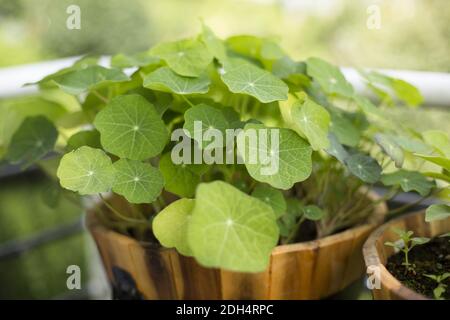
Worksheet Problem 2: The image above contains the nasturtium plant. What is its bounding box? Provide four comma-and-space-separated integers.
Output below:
112, 159, 164, 204
94, 94, 168, 160
143, 66, 211, 95
42, 65, 130, 95
187, 181, 279, 272
7, 115, 58, 168
251, 184, 287, 218
149, 38, 213, 77
3, 26, 448, 273
289, 96, 331, 150
152, 198, 195, 256
425, 204, 450, 222
237, 123, 313, 190
306, 57, 353, 98
57, 146, 115, 195
221, 58, 289, 103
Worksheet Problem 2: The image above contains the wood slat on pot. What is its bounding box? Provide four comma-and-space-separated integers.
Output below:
128, 244, 177, 299
340, 226, 371, 290
220, 269, 269, 299
269, 243, 318, 299
168, 254, 222, 300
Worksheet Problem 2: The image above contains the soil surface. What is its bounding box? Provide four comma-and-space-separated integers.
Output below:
386, 236, 450, 299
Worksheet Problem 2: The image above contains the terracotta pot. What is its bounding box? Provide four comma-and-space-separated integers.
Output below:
363, 210, 450, 300
87, 194, 387, 300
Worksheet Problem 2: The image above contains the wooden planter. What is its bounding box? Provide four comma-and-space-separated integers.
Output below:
87, 196, 387, 300
363, 210, 450, 300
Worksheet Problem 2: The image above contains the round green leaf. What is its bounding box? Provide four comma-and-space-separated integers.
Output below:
425, 204, 450, 222
414, 154, 450, 172
57, 146, 115, 195
306, 57, 353, 98
153, 198, 195, 256
183, 104, 229, 148
94, 94, 168, 160
375, 133, 404, 168
7, 116, 58, 167
51, 66, 129, 95
66, 130, 101, 151
251, 184, 287, 218
158, 152, 207, 198
188, 181, 279, 272
112, 159, 164, 204
111, 52, 160, 68
422, 130, 450, 158
291, 97, 330, 150
201, 23, 227, 62
381, 170, 435, 196
237, 124, 313, 190
353, 95, 385, 120
392, 135, 432, 154
346, 153, 381, 183
326, 133, 349, 163
150, 38, 213, 77
143, 67, 210, 95
329, 111, 360, 147
303, 205, 325, 221
221, 59, 288, 103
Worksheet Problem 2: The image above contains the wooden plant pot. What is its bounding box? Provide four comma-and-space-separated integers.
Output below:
87, 196, 387, 300
363, 210, 450, 300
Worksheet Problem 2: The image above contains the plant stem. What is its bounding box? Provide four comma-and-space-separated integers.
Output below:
181, 95, 195, 108
404, 249, 410, 267
285, 216, 305, 244
93, 90, 109, 103
168, 115, 184, 131
387, 194, 431, 216
98, 194, 147, 224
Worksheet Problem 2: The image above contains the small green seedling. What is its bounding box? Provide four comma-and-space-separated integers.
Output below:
385, 228, 430, 270
424, 273, 450, 300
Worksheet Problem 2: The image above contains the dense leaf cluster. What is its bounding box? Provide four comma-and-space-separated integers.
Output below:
2, 25, 449, 272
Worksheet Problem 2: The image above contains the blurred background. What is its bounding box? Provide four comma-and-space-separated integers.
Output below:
1, 0, 449, 71
0, 0, 448, 299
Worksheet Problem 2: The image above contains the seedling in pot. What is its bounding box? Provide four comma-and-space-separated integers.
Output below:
423, 273, 450, 300
384, 228, 430, 271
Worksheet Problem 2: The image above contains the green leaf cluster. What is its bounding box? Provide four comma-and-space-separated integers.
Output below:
3, 26, 446, 273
